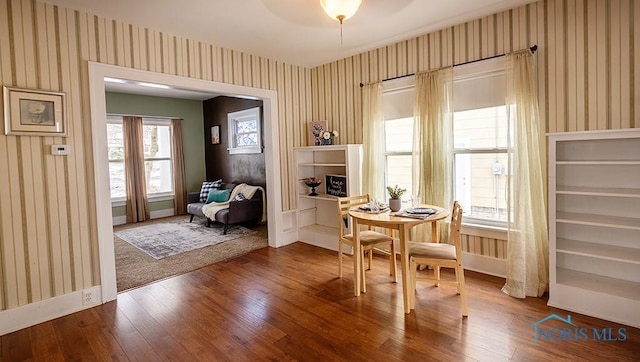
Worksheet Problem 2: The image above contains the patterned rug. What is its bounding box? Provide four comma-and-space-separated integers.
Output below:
114, 219, 257, 259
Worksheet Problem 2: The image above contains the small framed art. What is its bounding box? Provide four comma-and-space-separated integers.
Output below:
308, 120, 327, 146
211, 125, 221, 144
3, 86, 67, 136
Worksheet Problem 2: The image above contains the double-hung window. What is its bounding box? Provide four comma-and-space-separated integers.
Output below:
383, 78, 415, 199
106, 116, 174, 201
452, 58, 508, 226
227, 107, 262, 154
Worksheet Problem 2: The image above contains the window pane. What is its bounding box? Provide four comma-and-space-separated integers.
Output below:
453, 106, 508, 149
386, 155, 413, 199
236, 132, 258, 146
385, 117, 413, 152
237, 119, 257, 133
107, 123, 124, 161
143, 124, 171, 158
108, 162, 126, 198
454, 153, 507, 222
145, 160, 173, 194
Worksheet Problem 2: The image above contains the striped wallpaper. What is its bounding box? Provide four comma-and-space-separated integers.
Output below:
308, 0, 639, 258
0, 0, 638, 313
0, 0, 311, 312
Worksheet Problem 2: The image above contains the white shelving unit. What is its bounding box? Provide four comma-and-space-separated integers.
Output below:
548, 129, 640, 328
294, 144, 362, 251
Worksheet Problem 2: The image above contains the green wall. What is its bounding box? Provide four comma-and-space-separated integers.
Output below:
106, 92, 206, 216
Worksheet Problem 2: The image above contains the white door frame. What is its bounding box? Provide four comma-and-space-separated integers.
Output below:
88, 62, 283, 303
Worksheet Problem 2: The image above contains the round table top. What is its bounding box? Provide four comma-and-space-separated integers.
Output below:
348, 204, 449, 226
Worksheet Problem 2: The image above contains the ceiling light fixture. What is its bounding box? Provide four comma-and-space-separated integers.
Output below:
137, 82, 170, 89
320, 0, 362, 44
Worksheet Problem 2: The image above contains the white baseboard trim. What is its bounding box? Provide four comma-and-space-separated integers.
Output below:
463, 252, 506, 278
0, 285, 102, 336
151, 208, 174, 219
112, 208, 175, 226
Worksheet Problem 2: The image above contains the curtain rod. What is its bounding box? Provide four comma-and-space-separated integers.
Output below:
359, 44, 537, 88
107, 113, 183, 120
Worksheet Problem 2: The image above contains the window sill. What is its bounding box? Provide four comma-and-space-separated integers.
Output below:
460, 223, 507, 240
111, 194, 174, 207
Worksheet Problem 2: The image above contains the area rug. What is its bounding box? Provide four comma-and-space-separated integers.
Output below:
115, 218, 257, 259
114, 216, 268, 292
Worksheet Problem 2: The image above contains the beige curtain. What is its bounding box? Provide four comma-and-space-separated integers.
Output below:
412, 68, 453, 241
123, 116, 150, 222
362, 82, 385, 200
502, 50, 549, 298
171, 119, 187, 215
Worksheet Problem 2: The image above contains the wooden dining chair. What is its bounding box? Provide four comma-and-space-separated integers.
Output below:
337, 195, 396, 293
408, 201, 467, 316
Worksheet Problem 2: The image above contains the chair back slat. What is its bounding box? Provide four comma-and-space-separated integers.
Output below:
450, 201, 463, 259
336, 195, 371, 238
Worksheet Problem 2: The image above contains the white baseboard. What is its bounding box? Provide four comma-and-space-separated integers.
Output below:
112, 208, 175, 226
462, 252, 506, 278
0, 285, 102, 336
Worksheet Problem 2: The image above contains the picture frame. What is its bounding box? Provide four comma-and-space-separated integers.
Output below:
325, 174, 347, 197
3, 86, 67, 136
211, 125, 220, 144
308, 120, 328, 146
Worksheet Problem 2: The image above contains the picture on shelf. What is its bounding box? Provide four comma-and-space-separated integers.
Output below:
308, 120, 327, 146
325, 174, 347, 197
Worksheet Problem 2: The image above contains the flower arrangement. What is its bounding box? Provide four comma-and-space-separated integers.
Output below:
386, 184, 407, 200
321, 130, 339, 145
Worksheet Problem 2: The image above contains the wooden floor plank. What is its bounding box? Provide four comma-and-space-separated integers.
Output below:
1, 242, 640, 361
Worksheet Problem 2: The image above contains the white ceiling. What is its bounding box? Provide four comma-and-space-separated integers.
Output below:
44, 0, 533, 68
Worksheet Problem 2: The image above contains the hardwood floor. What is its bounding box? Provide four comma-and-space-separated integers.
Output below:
2, 242, 639, 361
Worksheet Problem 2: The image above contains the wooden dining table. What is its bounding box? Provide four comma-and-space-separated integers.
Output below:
348, 205, 449, 314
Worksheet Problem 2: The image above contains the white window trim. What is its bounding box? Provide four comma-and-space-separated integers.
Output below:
227, 107, 262, 154
106, 116, 175, 200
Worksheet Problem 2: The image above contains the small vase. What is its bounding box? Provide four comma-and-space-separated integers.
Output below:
324, 138, 332, 145
389, 198, 402, 212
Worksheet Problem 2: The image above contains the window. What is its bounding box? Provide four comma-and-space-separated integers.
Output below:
383, 78, 415, 199
227, 107, 262, 154
107, 116, 174, 200
453, 58, 507, 226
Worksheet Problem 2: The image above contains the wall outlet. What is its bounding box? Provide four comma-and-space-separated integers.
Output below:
82, 291, 94, 305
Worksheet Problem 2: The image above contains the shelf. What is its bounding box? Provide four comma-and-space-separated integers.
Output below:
298, 163, 346, 167
299, 194, 339, 201
556, 212, 640, 230
556, 185, 640, 198
556, 160, 640, 165
556, 238, 640, 265
556, 268, 640, 301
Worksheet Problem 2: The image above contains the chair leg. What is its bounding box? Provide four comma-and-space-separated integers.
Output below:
338, 242, 343, 278
223, 223, 228, 234
434, 266, 441, 287
360, 249, 367, 293
409, 258, 417, 310
189, 214, 194, 223
456, 263, 468, 317
389, 241, 397, 283
367, 249, 373, 270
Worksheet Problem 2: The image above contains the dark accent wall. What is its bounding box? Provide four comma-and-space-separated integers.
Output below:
203, 96, 266, 188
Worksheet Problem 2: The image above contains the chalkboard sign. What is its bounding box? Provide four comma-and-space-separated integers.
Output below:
325, 174, 347, 197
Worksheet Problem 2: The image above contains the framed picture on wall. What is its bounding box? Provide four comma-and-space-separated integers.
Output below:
211, 125, 220, 144
3, 86, 67, 136
308, 120, 327, 146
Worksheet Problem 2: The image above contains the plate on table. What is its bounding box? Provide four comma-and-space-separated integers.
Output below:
358, 203, 389, 212
406, 207, 437, 214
